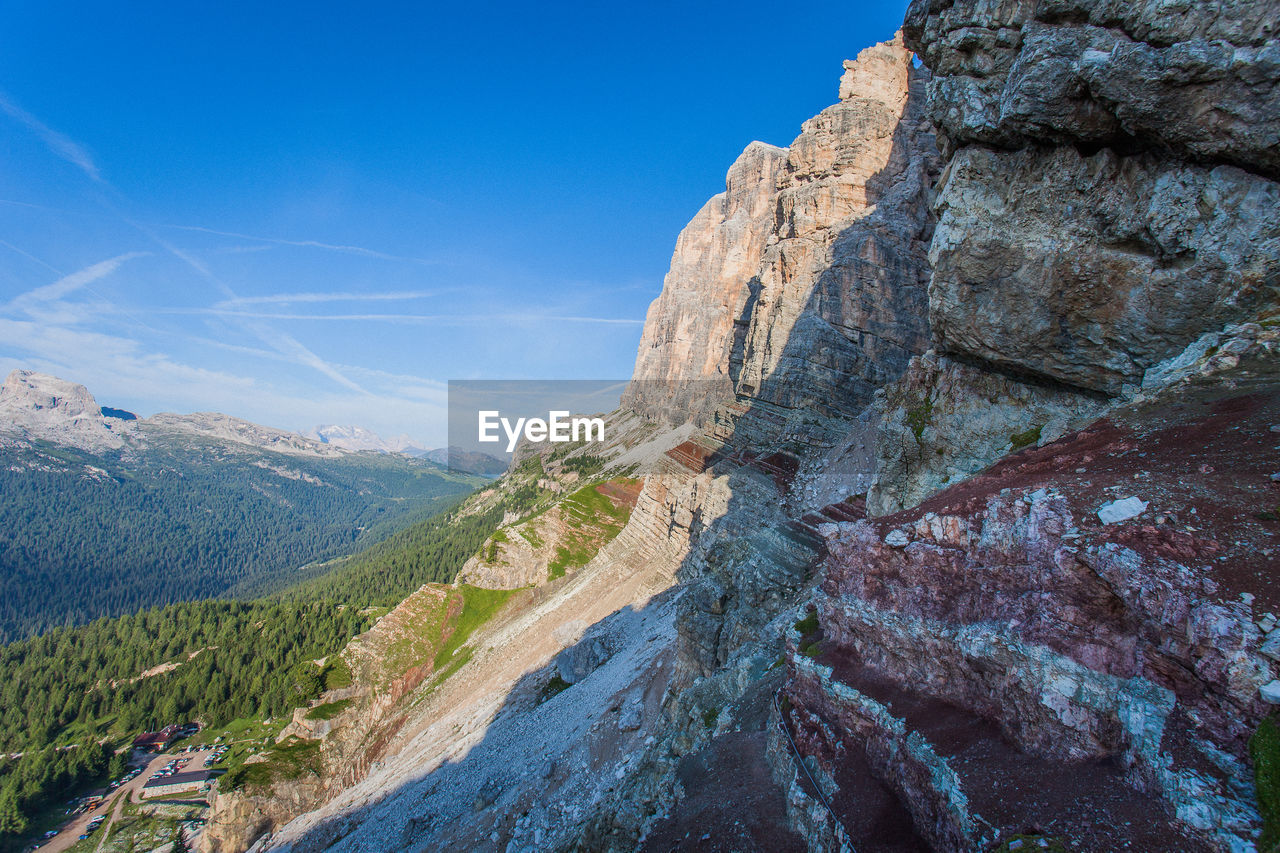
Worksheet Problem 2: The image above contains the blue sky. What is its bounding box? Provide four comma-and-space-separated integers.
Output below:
0, 1, 909, 447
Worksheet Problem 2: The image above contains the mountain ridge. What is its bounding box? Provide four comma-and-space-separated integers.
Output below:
0, 369, 351, 458
225, 13, 1279, 852
0, 369, 482, 642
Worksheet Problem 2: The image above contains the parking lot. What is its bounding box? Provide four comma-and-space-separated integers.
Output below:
33, 746, 218, 853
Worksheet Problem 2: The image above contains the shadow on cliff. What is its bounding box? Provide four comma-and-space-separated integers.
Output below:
275, 59, 938, 853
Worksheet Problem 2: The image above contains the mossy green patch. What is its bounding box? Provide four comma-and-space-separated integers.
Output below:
381, 589, 452, 679
304, 698, 352, 721
432, 585, 517, 670
906, 398, 933, 444
222, 736, 321, 791
321, 656, 353, 690
702, 707, 719, 729
794, 610, 819, 637
559, 454, 607, 478
545, 481, 635, 580
517, 521, 545, 549
1010, 424, 1043, 450
1253, 714, 1280, 852
482, 529, 510, 563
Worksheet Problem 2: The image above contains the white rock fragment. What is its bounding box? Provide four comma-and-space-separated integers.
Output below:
1262, 680, 1280, 704
1097, 496, 1148, 524
884, 529, 910, 548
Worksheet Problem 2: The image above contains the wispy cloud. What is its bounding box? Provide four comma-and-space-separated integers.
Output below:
9, 252, 149, 307
0, 90, 101, 182
0, 102, 447, 400
171, 309, 643, 326
214, 290, 436, 308
511, 315, 644, 326
0, 239, 62, 275
164, 223, 445, 266
210, 244, 274, 256
122, 219, 370, 395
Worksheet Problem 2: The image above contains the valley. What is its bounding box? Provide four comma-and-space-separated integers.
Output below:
0, 370, 482, 641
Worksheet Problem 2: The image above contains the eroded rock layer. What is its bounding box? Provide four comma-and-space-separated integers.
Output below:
905, 0, 1280, 396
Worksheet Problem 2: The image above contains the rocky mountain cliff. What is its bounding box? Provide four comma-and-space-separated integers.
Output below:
0, 369, 126, 450
0, 369, 351, 457
216, 6, 1278, 852
905, 0, 1279, 397
624, 35, 937, 426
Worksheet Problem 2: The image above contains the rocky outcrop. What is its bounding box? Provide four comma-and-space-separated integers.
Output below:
783, 342, 1280, 850
903, 0, 1280, 396
624, 142, 788, 425
201, 584, 467, 853
867, 350, 1107, 515
1, 369, 102, 419
203, 778, 326, 853
903, 0, 1279, 176
732, 36, 936, 420
926, 145, 1279, 395
0, 369, 124, 450
627, 35, 938, 426
458, 479, 642, 589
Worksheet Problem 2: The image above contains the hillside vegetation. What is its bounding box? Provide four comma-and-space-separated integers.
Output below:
0, 479, 522, 844
0, 438, 479, 641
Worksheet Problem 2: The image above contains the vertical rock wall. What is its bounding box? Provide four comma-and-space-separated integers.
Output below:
626, 35, 939, 426
904, 0, 1280, 395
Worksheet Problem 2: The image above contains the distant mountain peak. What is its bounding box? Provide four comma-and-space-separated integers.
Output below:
0, 369, 123, 450
1, 369, 102, 419
304, 424, 425, 455
147, 412, 347, 456
0, 369, 344, 458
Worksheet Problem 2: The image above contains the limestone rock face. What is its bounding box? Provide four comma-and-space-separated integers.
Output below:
201, 778, 325, 853
867, 350, 1106, 516
903, 0, 1280, 177
928, 144, 1279, 394
623, 142, 788, 424
904, 0, 1280, 395
0, 370, 102, 419
0, 369, 124, 450
733, 37, 937, 419
627, 35, 938, 424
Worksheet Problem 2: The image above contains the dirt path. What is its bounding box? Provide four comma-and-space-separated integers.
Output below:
38, 749, 212, 853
